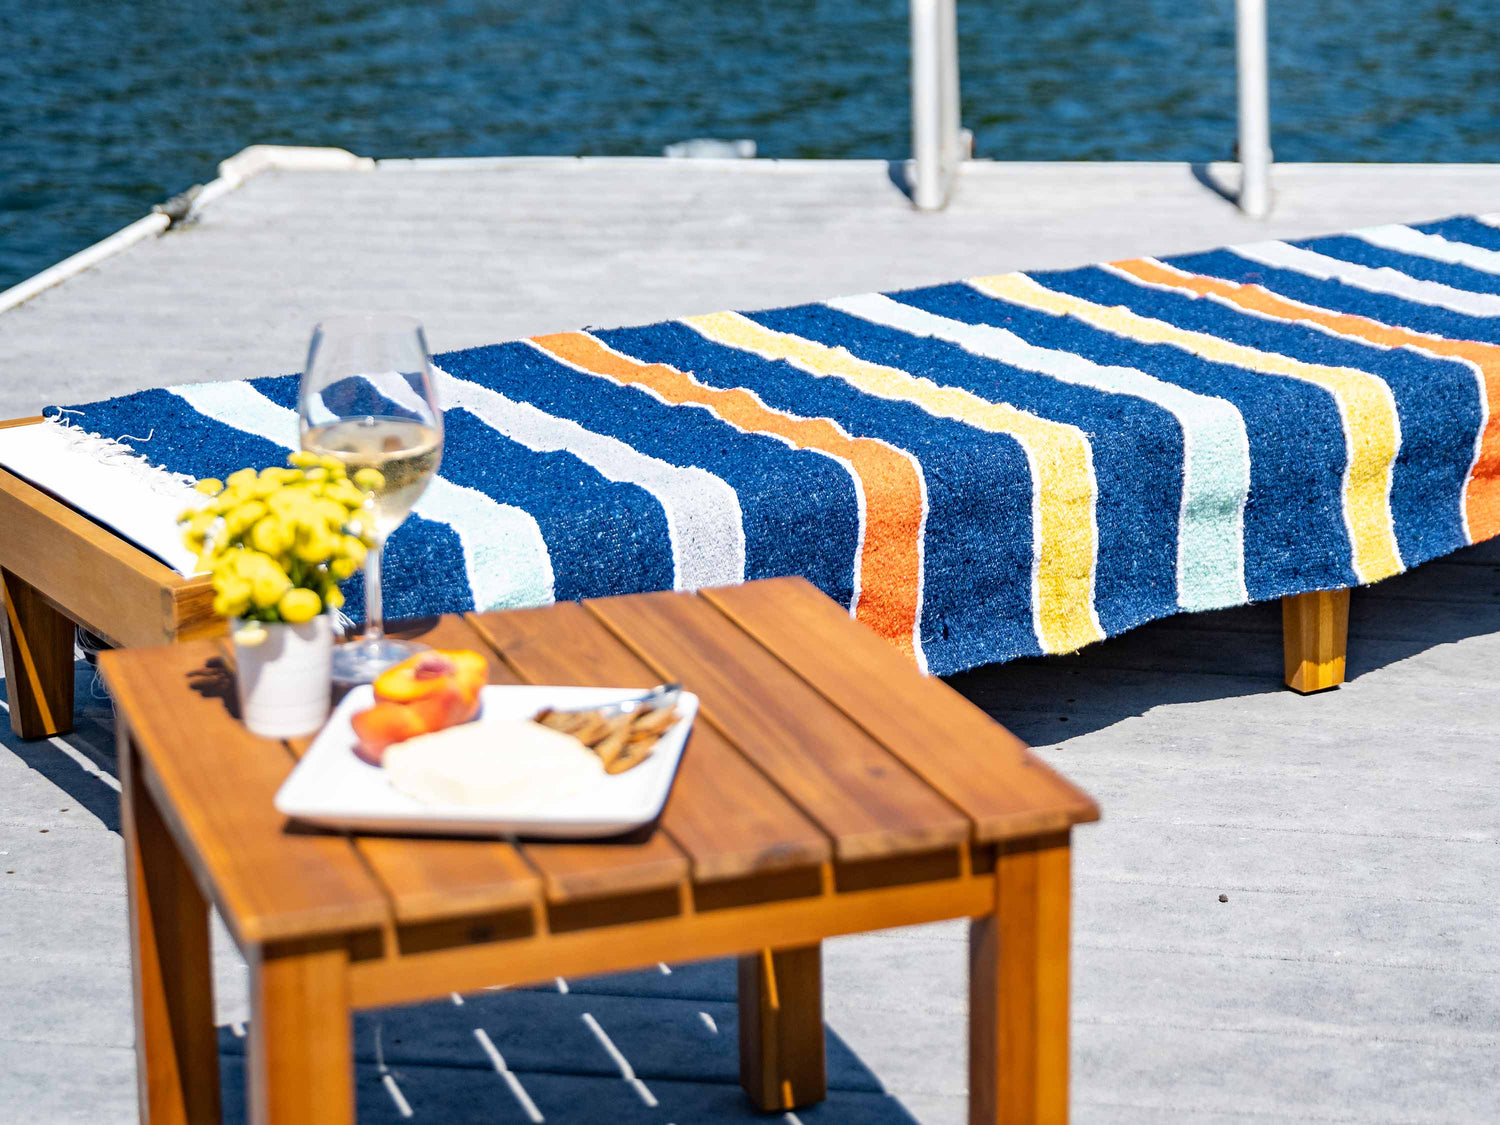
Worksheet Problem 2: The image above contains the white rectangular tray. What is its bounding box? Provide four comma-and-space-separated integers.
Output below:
273, 684, 698, 838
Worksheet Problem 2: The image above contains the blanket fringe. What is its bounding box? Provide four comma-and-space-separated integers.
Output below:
42, 412, 199, 500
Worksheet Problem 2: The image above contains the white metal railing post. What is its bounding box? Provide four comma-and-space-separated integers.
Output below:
910, 0, 963, 211
1235, 0, 1273, 218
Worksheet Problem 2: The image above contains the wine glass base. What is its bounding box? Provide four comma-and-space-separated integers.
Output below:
331, 637, 427, 685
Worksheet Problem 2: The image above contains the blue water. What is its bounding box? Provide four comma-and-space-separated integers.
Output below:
4, 0, 1499, 291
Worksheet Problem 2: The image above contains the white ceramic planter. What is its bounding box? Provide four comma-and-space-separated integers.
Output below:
232, 615, 334, 738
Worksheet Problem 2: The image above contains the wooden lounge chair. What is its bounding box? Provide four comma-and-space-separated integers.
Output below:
0, 415, 1349, 740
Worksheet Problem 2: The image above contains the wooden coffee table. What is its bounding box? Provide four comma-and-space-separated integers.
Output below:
101, 577, 1098, 1124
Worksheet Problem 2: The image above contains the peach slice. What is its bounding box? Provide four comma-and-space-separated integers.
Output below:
374, 650, 488, 706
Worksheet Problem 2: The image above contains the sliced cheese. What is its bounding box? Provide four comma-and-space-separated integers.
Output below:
384, 720, 604, 810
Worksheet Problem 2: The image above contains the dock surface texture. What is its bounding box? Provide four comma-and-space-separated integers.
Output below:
5, 554, 1498, 1124
3, 156, 1500, 1122
10, 156, 1500, 416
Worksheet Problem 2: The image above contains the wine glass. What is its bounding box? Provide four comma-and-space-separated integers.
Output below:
298, 314, 444, 684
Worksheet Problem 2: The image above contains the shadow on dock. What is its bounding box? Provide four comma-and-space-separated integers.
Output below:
214, 969, 920, 1124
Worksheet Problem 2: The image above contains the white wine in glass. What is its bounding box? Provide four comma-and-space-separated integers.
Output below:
302, 417, 441, 540
299, 314, 444, 684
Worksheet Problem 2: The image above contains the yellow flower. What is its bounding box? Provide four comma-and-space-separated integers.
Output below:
311, 499, 347, 530
326, 481, 366, 509
353, 468, 385, 492
339, 536, 368, 567
329, 557, 357, 581
294, 530, 334, 565
213, 576, 253, 620
278, 588, 323, 623
194, 478, 223, 496
224, 501, 267, 536
182, 510, 216, 538
322, 584, 345, 610
319, 455, 346, 476
230, 551, 268, 580
251, 563, 292, 611
288, 450, 321, 469
266, 488, 302, 518
249, 516, 292, 556
226, 467, 258, 490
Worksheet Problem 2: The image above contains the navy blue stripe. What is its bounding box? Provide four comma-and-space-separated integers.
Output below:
597, 317, 1050, 670
1172, 247, 1500, 346
742, 304, 1190, 641
435, 341, 861, 612
261, 371, 673, 602
1296, 234, 1500, 297
60, 386, 472, 625
439, 408, 672, 602
1411, 217, 1500, 253
1030, 265, 1480, 570
894, 280, 1356, 597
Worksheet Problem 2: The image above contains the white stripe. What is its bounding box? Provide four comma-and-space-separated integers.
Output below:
833, 292, 1251, 611
167, 381, 556, 612
662, 323, 932, 672
1354, 224, 1500, 277
381, 1073, 413, 1118
535, 335, 889, 660
433, 364, 746, 591
582, 1012, 658, 1107
473, 1028, 545, 1122
1126, 255, 1493, 548
698, 1011, 718, 1033
1234, 240, 1500, 318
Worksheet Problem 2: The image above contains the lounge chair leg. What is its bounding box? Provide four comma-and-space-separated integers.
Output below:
0, 567, 75, 738
1282, 588, 1349, 693
738, 944, 826, 1110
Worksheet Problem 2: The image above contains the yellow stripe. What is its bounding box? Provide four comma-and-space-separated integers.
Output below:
683, 309, 1104, 654
974, 273, 1404, 583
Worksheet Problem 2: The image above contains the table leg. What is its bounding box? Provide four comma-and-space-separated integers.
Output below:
738, 944, 827, 1111
122, 727, 221, 1124
0, 567, 75, 738
248, 939, 353, 1125
1282, 588, 1349, 693
970, 832, 1072, 1125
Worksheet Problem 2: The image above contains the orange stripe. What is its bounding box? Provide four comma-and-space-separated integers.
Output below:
1113, 258, 1500, 542
530, 331, 927, 662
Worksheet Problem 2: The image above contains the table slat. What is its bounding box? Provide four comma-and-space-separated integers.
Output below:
586, 589, 972, 860
471, 602, 831, 883
703, 579, 1100, 839
288, 617, 541, 925
99, 643, 389, 945
381, 615, 686, 906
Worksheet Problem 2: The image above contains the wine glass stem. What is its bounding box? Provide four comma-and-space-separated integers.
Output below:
363, 539, 386, 643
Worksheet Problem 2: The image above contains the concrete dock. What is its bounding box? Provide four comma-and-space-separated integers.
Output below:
2, 155, 1498, 1122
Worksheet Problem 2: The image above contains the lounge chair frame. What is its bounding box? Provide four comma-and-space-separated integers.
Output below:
0, 416, 1347, 739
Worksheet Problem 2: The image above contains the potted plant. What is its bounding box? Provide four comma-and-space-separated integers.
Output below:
179, 452, 381, 738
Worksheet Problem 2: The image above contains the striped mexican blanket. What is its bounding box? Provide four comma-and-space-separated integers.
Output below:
43, 216, 1500, 677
